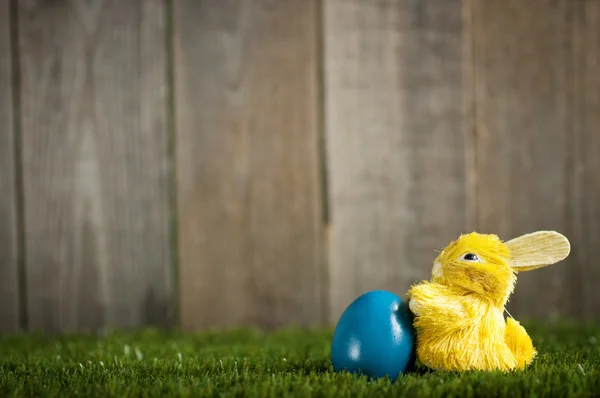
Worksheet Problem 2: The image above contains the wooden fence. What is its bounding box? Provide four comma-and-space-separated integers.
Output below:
0, 0, 599, 334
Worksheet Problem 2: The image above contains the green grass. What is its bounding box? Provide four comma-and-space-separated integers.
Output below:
1, 321, 599, 397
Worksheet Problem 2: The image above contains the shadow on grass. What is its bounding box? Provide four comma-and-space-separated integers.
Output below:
306, 355, 436, 382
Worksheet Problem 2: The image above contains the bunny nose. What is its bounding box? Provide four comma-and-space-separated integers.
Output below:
432, 262, 442, 278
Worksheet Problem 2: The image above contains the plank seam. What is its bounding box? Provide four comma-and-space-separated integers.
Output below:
315, 0, 330, 325
568, 0, 581, 318
466, 0, 480, 232
164, 0, 180, 329
9, 0, 27, 332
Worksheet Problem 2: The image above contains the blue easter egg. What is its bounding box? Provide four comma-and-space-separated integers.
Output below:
331, 290, 416, 381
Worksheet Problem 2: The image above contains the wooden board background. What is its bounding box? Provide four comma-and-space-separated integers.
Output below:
323, 0, 473, 322
570, 0, 600, 321
0, 0, 599, 333
0, 0, 20, 333
173, 0, 326, 330
17, 0, 174, 333
471, 0, 598, 321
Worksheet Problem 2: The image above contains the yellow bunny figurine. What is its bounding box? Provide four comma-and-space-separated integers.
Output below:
406, 231, 571, 372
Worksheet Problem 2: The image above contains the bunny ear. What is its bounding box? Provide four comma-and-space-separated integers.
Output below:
505, 231, 571, 271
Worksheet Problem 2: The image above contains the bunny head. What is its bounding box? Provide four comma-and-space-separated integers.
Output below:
430, 231, 571, 308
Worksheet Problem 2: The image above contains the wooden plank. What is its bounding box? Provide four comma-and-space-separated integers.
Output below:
472, 0, 575, 320
0, 0, 20, 333
18, 0, 174, 333
174, 0, 325, 330
324, 0, 472, 323
570, 0, 600, 321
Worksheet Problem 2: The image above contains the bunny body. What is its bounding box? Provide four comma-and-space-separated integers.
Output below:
408, 282, 534, 371
407, 231, 570, 372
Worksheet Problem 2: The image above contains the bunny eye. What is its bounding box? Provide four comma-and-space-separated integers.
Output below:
461, 253, 481, 262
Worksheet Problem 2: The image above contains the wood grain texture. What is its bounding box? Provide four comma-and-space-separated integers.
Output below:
174, 0, 325, 330
18, 0, 174, 333
324, 0, 472, 323
0, 0, 20, 333
570, 0, 600, 320
472, 0, 575, 320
